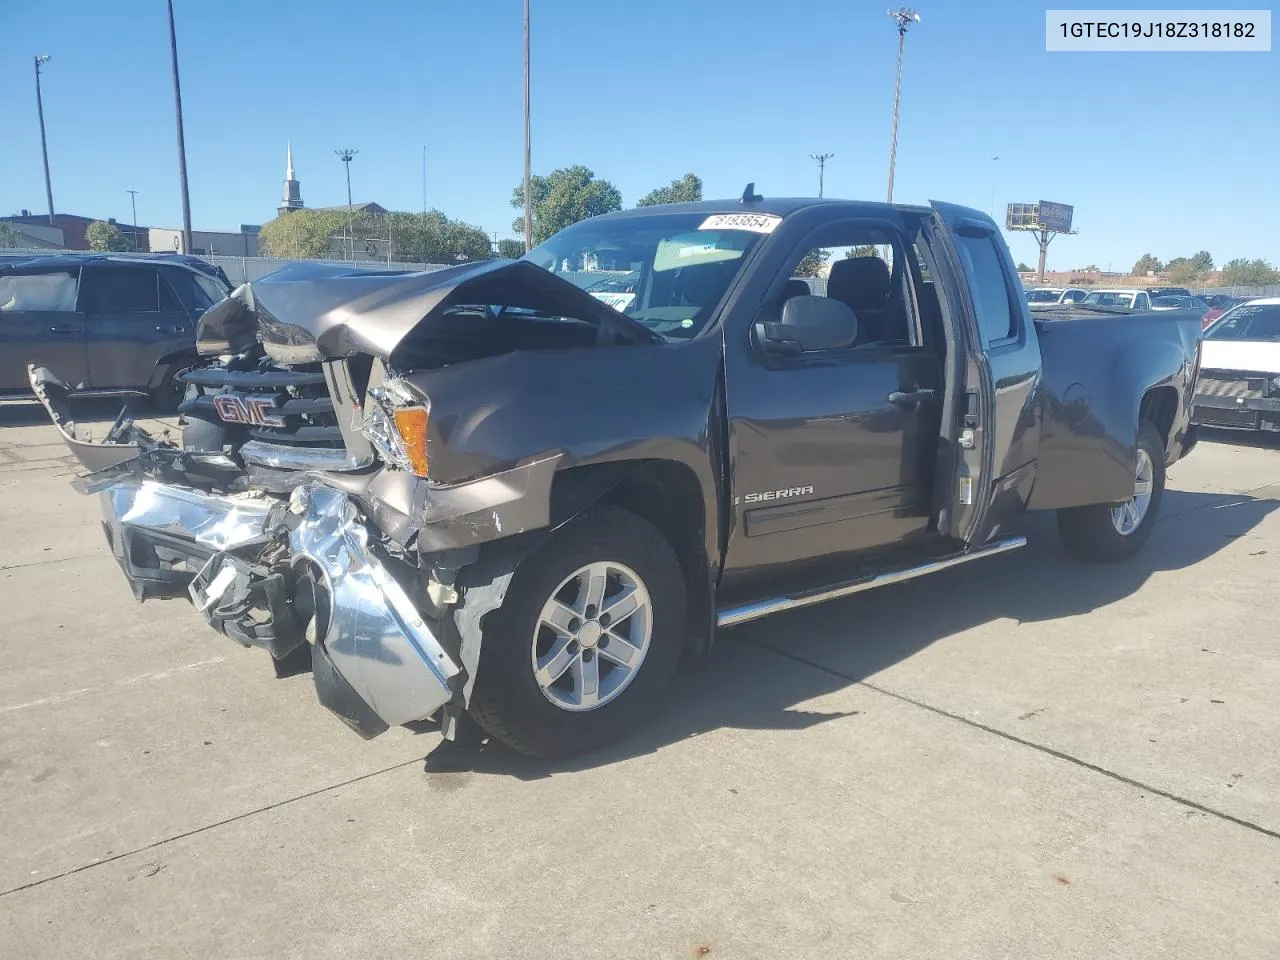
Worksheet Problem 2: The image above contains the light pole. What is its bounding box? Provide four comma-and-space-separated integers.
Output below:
809, 153, 834, 198
335, 149, 358, 261
885, 7, 921, 205
166, 0, 193, 255
522, 0, 533, 251
33, 55, 55, 226
422, 145, 427, 215
989, 155, 1000, 218
126, 189, 139, 251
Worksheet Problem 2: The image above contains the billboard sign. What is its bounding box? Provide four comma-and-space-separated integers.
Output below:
1038, 201, 1073, 233
1005, 201, 1073, 233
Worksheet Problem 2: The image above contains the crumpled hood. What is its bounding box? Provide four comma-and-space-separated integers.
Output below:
195, 259, 657, 363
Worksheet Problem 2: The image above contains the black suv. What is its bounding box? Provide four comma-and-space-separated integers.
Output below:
0, 253, 231, 406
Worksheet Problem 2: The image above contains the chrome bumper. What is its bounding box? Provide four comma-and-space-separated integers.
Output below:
97, 478, 461, 738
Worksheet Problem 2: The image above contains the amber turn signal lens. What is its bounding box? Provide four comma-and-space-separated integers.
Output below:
392, 406, 430, 477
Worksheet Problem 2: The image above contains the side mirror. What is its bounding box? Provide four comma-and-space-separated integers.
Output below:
755, 295, 859, 353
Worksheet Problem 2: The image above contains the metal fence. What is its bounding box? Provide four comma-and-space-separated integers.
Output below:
1192, 284, 1280, 299
204, 255, 450, 284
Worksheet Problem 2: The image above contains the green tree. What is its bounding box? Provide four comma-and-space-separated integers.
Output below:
1220, 258, 1280, 286
511, 165, 622, 245
636, 173, 703, 207
1015, 261, 1031, 272
794, 248, 831, 278
1131, 253, 1162, 276
85, 220, 130, 252
497, 238, 526, 259
1190, 250, 1214, 272
383, 210, 492, 263
0, 222, 27, 248
846, 245, 881, 259
1165, 258, 1202, 285
258, 209, 348, 258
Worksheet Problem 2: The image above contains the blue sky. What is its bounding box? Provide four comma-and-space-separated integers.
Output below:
3, 1, 1276, 270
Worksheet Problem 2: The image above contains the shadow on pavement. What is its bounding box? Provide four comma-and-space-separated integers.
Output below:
424, 487, 1278, 781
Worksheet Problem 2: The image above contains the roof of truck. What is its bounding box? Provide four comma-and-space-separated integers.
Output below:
594, 197, 934, 221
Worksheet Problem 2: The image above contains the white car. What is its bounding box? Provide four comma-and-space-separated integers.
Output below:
1192, 297, 1280, 434
1078, 289, 1152, 311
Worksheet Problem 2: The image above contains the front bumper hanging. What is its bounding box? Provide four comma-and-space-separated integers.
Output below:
94, 475, 461, 738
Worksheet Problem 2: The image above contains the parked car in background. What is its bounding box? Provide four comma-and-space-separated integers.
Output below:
1079, 289, 1152, 311
1151, 295, 1209, 312
1192, 298, 1280, 435
1057, 287, 1089, 304
1201, 295, 1245, 328
1147, 286, 1193, 300
0, 253, 231, 407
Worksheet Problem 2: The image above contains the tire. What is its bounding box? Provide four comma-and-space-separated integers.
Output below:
1058, 419, 1165, 562
467, 505, 687, 759
150, 365, 193, 415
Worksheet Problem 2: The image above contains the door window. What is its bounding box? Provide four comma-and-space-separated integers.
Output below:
953, 231, 1018, 345
0, 270, 79, 313
79, 267, 161, 313
776, 225, 920, 349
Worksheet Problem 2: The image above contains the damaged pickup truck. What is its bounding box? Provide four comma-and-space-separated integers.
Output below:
30, 196, 1203, 758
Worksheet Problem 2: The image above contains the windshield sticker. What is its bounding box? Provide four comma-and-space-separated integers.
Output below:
590, 291, 636, 311
698, 213, 782, 234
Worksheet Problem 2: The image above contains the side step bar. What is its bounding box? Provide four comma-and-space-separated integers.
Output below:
715, 535, 1027, 628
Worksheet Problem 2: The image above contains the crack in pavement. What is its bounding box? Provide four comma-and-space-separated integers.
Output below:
739, 636, 1280, 843
0, 755, 429, 899
0, 553, 104, 572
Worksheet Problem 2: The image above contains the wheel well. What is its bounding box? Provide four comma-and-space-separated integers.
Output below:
595, 461, 713, 654
1140, 386, 1178, 448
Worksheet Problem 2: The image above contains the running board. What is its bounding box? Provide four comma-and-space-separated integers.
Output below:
715, 535, 1027, 628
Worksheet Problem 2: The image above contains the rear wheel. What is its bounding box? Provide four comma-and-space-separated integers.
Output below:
1058, 419, 1165, 562
467, 506, 687, 759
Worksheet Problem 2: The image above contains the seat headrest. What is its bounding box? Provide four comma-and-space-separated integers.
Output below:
827, 256, 891, 310
781, 279, 811, 301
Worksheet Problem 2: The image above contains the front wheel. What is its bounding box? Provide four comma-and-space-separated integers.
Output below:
467, 506, 687, 759
1058, 419, 1166, 562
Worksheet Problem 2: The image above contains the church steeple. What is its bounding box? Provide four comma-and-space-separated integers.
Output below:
279, 142, 304, 215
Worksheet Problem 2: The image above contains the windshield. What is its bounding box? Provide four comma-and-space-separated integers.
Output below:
1025, 289, 1060, 303
1152, 296, 1189, 308
1206, 303, 1280, 341
1081, 291, 1136, 307
524, 212, 771, 337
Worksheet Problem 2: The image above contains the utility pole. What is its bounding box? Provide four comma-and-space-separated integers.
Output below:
989, 155, 1000, 217
34, 56, 56, 226
422, 145, 427, 215
127, 189, 139, 251
335, 149, 358, 261
522, 0, 533, 251
809, 153, 834, 198
885, 7, 921, 205
165, 0, 193, 254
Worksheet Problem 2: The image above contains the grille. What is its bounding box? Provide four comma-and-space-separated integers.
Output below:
180, 362, 344, 450
1193, 405, 1257, 428
1196, 375, 1267, 399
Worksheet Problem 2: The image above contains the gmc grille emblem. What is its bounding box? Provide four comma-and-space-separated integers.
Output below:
213, 395, 286, 428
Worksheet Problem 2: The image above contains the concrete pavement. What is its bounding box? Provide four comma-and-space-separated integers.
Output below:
1, 404, 1278, 959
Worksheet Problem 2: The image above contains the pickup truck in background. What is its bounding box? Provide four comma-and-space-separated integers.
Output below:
31, 195, 1203, 759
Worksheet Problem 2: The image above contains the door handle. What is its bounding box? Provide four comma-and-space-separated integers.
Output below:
887, 388, 937, 406
154, 325, 186, 334
48, 324, 79, 336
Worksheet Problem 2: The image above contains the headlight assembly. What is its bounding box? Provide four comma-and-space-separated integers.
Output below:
361, 378, 430, 478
